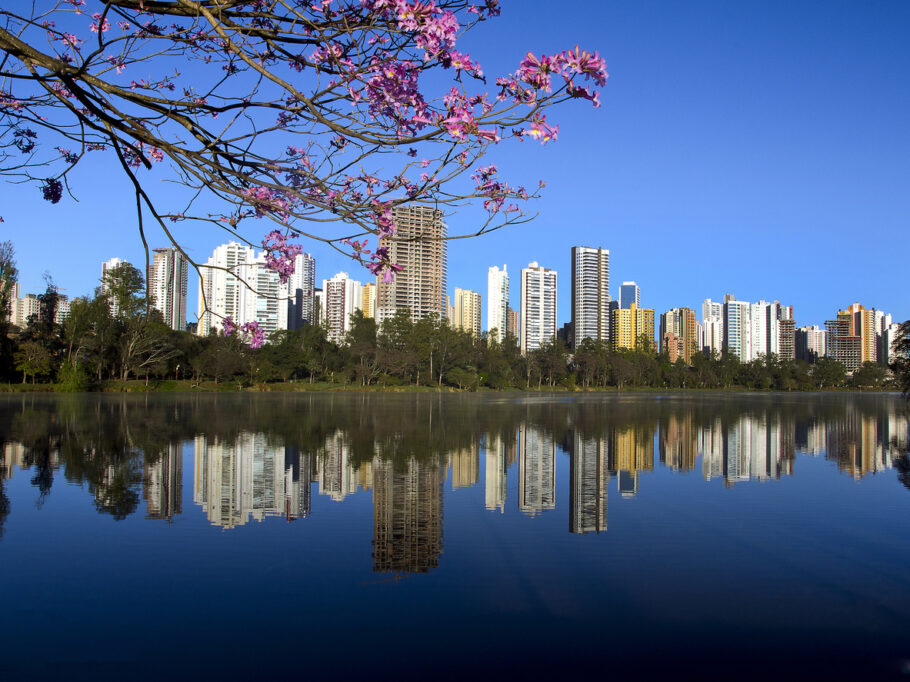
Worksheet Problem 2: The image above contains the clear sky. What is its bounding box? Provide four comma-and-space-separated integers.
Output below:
3, 0, 909, 328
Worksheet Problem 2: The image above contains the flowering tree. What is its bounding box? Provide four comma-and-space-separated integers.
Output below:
0, 0, 607, 344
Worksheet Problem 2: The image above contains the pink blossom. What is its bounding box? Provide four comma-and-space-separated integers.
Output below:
261, 230, 303, 282
90, 13, 111, 33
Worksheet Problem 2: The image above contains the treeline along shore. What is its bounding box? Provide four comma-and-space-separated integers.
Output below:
4, 282, 904, 393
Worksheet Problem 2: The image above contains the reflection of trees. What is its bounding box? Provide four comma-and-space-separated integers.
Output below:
0, 480, 8, 539
895, 455, 910, 491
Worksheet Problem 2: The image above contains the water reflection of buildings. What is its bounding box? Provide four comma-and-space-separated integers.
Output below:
484, 433, 516, 513
318, 431, 370, 501
659, 414, 697, 472
824, 411, 906, 479
194, 434, 314, 528
613, 425, 653, 497
569, 434, 608, 533
1, 442, 28, 480
372, 457, 444, 574
143, 444, 182, 520
450, 442, 479, 490
699, 415, 794, 486
518, 426, 556, 516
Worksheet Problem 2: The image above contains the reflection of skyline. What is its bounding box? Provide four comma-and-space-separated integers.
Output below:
824, 410, 907, 480
144, 444, 182, 521
193, 434, 313, 528
1, 396, 908, 547
519, 426, 555, 516
700, 415, 793, 486
613, 425, 654, 497
372, 457, 444, 574
569, 434, 608, 534
484, 432, 516, 513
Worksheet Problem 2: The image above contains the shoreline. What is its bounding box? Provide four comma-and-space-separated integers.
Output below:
0, 380, 903, 395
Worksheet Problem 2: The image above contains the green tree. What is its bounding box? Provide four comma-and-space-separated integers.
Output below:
812, 357, 848, 388
890, 321, 910, 397
14, 340, 53, 384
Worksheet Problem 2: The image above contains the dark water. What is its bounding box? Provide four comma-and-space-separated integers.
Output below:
1, 392, 909, 680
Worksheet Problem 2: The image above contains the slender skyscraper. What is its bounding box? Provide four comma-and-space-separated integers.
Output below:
101, 256, 125, 316
281, 252, 316, 330
149, 247, 188, 330
322, 272, 363, 344
619, 281, 640, 309
487, 264, 509, 342
571, 246, 610, 350
520, 262, 557, 355
376, 206, 447, 322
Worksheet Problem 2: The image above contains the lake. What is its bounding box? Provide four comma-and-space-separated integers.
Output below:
1, 392, 909, 680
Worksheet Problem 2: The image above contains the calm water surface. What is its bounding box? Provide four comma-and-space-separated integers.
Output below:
1, 392, 909, 680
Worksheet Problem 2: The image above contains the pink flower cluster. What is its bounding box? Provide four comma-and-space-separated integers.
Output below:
242, 185, 298, 223
496, 46, 608, 116
222, 316, 266, 349
471, 164, 526, 214
261, 230, 303, 283
344, 238, 403, 283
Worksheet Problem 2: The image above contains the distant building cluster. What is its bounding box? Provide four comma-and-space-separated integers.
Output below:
6, 211, 903, 371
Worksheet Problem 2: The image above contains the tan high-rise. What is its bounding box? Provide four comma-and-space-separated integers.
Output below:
452, 288, 482, 337
376, 206, 447, 322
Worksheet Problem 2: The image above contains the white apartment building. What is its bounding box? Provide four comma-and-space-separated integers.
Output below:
452, 287, 482, 338
520, 261, 557, 355
197, 242, 255, 336
149, 247, 188, 330
322, 272, 363, 344
487, 264, 509, 343
571, 246, 610, 349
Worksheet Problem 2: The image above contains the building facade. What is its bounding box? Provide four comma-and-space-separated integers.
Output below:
571, 246, 610, 350
612, 302, 655, 351
520, 262, 557, 355
487, 264, 509, 343
149, 247, 188, 331
619, 281, 640, 309
377, 206, 447, 323
323, 272, 363, 344
452, 287, 482, 337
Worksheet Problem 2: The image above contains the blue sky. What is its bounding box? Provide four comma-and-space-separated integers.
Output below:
3, 0, 908, 328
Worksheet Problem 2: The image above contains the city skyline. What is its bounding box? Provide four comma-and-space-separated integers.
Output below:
3, 2, 908, 329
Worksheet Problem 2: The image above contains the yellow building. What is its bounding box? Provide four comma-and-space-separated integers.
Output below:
839, 303, 876, 364
611, 303, 655, 351
361, 282, 376, 319
660, 307, 697, 363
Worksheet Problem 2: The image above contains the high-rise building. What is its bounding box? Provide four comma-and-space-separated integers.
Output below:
149, 247, 188, 331
723, 296, 751, 360
487, 264, 509, 343
699, 299, 724, 357
839, 303, 878, 364
361, 282, 377, 319
237, 254, 284, 335
880, 322, 901, 365
611, 302, 655, 351
520, 262, 557, 351
281, 252, 316, 330
520, 262, 557, 355
779, 318, 796, 361
323, 272, 363, 344
660, 307, 697, 363
796, 325, 827, 363
452, 288, 482, 337
619, 281, 640, 309
571, 246, 610, 350
101, 256, 125, 316
376, 206, 447, 322
507, 306, 519, 340
197, 242, 255, 336
825, 317, 861, 373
